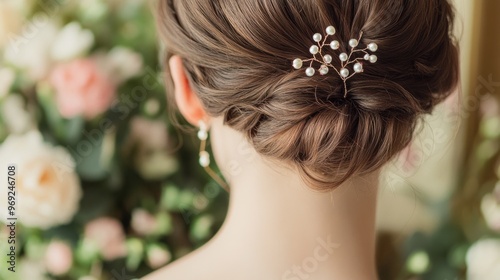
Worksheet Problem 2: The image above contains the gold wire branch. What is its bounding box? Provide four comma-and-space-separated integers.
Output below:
292, 26, 379, 98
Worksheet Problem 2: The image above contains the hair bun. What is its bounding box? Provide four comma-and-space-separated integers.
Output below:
157, 0, 459, 190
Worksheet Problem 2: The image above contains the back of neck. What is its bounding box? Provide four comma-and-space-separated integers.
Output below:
213, 154, 379, 280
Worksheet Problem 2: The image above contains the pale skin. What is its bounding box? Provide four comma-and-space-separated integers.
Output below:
142, 56, 380, 280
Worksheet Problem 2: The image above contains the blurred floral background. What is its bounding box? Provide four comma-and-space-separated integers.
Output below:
0, 1, 228, 279
0, 0, 499, 279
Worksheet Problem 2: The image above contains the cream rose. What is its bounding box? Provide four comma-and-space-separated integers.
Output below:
481, 184, 500, 232
466, 239, 500, 280
0, 0, 23, 48
0, 131, 82, 229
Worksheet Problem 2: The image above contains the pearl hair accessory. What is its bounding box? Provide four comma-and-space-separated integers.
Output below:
197, 121, 229, 191
292, 26, 379, 98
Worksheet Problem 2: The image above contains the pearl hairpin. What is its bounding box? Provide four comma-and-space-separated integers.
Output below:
292, 26, 379, 98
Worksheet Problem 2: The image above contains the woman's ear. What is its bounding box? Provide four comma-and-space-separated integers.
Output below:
169, 55, 208, 126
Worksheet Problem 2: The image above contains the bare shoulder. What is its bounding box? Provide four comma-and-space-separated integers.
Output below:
141, 246, 230, 280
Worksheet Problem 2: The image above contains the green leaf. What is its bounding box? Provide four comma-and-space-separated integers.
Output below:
190, 215, 214, 242
24, 235, 46, 260
74, 186, 114, 223
481, 117, 500, 139
126, 238, 144, 271
75, 239, 100, 265
177, 190, 194, 210
73, 132, 110, 180
406, 251, 430, 274
154, 212, 173, 236
37, 82, 85, 143
160, 184, 180, 211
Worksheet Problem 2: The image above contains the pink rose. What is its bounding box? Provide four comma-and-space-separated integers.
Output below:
45, 240, 73, 276
50, 59, 116, 119
84, 217, 127, 260
131, 208, 158, 236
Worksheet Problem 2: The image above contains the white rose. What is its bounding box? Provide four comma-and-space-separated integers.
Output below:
51, 22, 94, 61
0, 67, 15, 99
481, 189, 500, 232
0, 131, 82, 229
99, 46, 143, 84
78, 0, 108, 22
0, 94, 33, 134
4, 18, 59, 81
19, 259, 49, 280
466, 239, 500, 280
0, 0, 23, 48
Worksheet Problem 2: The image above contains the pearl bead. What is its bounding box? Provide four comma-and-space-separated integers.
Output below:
340, 68, 349, 78
349, 39, 358, 48
199, 151, 210, 167
369, 55, 378, 63
339, 53, 348, 62
330, 40, 340, 50
309, 45, 319, 55
364, 54, 370, 60
197, 129, 208, 141
293, 58, 303, 69
354, 63, 363, 73
313, 33, 322, 42
319, 65, 329, 75
326, 26, 336, 36
305, 67, 315, 77
323, 54, 332, 64
368, 43, 378, 52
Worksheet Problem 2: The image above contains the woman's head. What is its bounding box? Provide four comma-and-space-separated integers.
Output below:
156, 0, 459, 190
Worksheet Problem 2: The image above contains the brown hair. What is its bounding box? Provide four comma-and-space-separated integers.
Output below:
156, 0, 459, 190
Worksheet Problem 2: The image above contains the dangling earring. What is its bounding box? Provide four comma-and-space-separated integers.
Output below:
197, 121, 229, 192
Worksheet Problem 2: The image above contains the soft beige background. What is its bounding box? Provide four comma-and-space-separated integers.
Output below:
376, 0, 482, 234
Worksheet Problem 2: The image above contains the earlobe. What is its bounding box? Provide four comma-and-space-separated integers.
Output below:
169, 55, 208, 126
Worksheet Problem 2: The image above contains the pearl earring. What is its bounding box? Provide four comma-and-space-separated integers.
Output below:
197, 121, 229, 191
